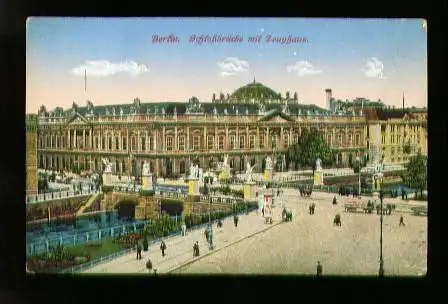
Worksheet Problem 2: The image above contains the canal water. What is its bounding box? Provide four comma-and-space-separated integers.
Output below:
26, 211, 145, 244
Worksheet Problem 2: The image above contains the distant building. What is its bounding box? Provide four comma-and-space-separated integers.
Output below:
26, 114, 38, 195
30, 82, 426, 178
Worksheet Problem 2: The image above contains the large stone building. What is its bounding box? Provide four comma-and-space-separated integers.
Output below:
32, 81, 427, 178
26, 114, 38, 195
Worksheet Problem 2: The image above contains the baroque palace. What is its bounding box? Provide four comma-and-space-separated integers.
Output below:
27, 81, 427, 184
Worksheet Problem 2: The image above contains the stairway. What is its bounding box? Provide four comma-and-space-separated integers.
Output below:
76, 192, 100, 215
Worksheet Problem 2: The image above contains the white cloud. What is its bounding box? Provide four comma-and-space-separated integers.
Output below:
217, 57, 249, 77
286, 61, 322, 76
71, 60, 149, 77
361, 57, 386, 79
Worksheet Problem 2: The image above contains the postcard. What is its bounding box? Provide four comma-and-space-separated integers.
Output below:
26, 17, 427, 276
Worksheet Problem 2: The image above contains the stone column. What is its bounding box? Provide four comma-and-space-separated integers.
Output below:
244, 181, 256, 202
50, 134, 53, 148
186, 127, 190, 151
265, 127, 269, 148
146, 131, 149, 152
174, 127, 178, 151
83, 129, 85, 149
256, 126, 260, 149
225, 126, 229, 150
162, 127, 166, 152
73, 130, 76, 149
67, 129, 71, 149
138, 131, 141, 152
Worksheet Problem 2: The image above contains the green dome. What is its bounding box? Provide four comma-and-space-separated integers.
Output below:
229, 81, 280, 102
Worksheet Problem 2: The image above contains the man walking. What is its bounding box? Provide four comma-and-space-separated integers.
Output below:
399, 216, 405, 227
316, 261, 323, 277
160, 240, 167, 257
136, 242, 142, 260
234, 214, 239, 228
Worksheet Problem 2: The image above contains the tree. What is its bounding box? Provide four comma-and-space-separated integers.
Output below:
212, 93, 216, 101
294, 92, 298, 101
286, 91, 290, 100
286, 128, 334, 174
402, 152, 427, 199
403, 140, 411, 154
220, 93, 224, 100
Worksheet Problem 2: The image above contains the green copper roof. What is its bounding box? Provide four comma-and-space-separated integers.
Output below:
229, 82, 280, 101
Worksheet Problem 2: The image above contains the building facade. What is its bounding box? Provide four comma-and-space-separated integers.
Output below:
26, 114, 38, 195
31, 82, 427, 178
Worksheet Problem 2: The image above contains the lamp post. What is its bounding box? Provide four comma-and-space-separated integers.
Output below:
379, 188, 385, 277
208, 196, 214, 250
356, 156, 361, 198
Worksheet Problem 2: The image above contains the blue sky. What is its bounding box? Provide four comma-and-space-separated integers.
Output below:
26, 18, 427, 113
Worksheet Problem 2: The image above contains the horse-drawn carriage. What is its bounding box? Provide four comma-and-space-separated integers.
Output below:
344, 200, 372, 213
411, 206, 427, 216
299, 187, 313, 197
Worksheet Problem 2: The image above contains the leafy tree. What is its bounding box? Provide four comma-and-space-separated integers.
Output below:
402, 152, 427, 199
286, 128, 334, 173
403, 140, 411, 154
286, 91, 290, 100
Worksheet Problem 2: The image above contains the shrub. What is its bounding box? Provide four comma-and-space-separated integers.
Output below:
140, 190, 155, 197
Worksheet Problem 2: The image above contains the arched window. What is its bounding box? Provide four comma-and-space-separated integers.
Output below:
165, 136, 173, 151
178, 136, 185, 151
123, 137, 127, 150
108, 137, 112, 150
218, 136, 224, 150
115, 137, 119, 150
230, 135, 236, 149
141, 137, 146, 151
239, 136, 245, 149
207, 135, 214, 150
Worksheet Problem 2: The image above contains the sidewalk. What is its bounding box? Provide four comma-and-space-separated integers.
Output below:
82, 208, 284, 274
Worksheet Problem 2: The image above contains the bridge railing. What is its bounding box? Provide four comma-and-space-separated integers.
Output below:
26, 189, 100, 204
59, 207, 255, 274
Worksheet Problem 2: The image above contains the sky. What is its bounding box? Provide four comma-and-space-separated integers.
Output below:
26, 18, 428, 113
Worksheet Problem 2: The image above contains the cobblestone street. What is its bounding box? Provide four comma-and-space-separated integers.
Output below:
172, 190, 427, 276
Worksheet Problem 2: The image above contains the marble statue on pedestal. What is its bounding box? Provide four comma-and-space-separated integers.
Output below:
245, 161, 256, 183
102, 158, 113, 173
265, 156, 273, 170
316, 158, 322, 171
142, 161, 150, 176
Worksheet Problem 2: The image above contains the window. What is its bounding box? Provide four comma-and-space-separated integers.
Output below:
283, 135, 289, 148
178, 136, 185, 151
259, 135, 265, 149
207, 135, 214, 150
102, 138, 105, 150
327, 135, 332, 145
141, 137, 146, 151
239, 136, 245, 149
337, 134, 342, 146
131, 137, 136, 151
295, 135, 299, 144
271, 136, 277, 149
122, 137, 127, 150
230, 135, 236, 149
108, 137, 112, 150
218, 136, 224, 150
95, 138, 99, 149
249, 135, 255, 149
148, 137, 152, 150
348, 134, 352, 146
193, 136, 200, 150
166, 136, 173, 151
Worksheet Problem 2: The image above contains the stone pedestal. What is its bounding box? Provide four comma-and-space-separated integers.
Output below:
243, 182, 256, 202
264, 169, 273, 181
188, 178, 200, 196
102, 172, 112, 186
142, 174, 153, 191
313, 170, 324, 186
218, 168, 230, 181
372, 173, 383, 191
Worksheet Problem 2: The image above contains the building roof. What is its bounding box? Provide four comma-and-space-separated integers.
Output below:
229, 81, 280, 101
44, 99, 329, 118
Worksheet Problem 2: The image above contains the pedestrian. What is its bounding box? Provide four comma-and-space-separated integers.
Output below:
316, 261, 323, 277
332, 196, 337, 205
160, 240, 166, 257
277, 189, 280, 197
399, 216, 405, 227
182, 223, 187, 236
136, 242, 142, 260
193, 241, 199, 257
309, 205, 313, 215
262, 207, 265, 217
234, 214, 239, 227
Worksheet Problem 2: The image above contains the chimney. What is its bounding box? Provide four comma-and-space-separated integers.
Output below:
325, 89, 332, 110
